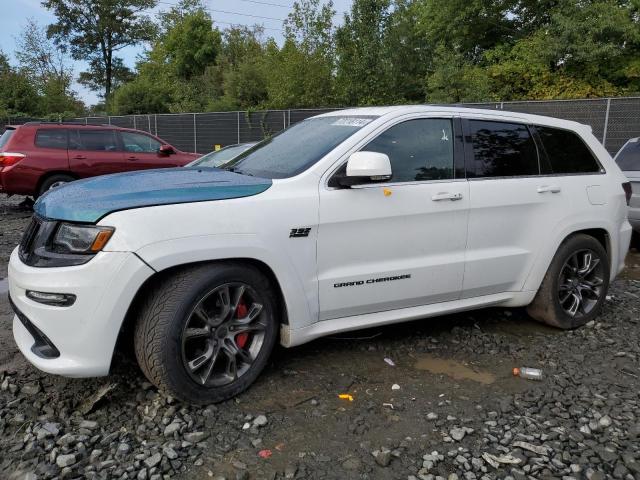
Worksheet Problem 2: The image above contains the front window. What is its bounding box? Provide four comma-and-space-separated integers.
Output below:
221, 116, 377, 179
121, 132, 162, 153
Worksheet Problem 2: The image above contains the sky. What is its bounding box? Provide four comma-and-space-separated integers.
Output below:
0, 0, 352, 106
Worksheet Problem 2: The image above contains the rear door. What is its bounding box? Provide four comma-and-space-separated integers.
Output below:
461, 118, 567, 297
68, 128, 126, 177
119, 131, 181, 169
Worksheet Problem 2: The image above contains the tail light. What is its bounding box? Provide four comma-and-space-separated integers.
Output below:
622, 182, 632, 206
0, 152, 25, 167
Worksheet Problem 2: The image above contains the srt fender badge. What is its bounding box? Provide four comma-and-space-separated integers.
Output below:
334, 274, 411, 288
290, 227, 311, 238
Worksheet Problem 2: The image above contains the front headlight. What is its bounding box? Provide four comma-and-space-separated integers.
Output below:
53, 224, 114, 254
18, 217, 116, 268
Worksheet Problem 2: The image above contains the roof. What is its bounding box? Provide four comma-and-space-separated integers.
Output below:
315, 105, 590, 131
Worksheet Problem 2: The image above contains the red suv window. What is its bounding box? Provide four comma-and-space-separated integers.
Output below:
70, 129, 119, 151
35, 129, 68, 149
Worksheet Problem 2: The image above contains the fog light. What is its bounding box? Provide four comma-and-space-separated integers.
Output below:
26, 290, 76, 307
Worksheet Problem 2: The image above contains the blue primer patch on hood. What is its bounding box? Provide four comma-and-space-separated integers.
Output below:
34, 167, 272, 223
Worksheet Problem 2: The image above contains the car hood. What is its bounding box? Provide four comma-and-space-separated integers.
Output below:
34, 167, 272, 223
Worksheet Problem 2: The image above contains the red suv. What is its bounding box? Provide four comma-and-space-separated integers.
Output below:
0, 123, 200, 198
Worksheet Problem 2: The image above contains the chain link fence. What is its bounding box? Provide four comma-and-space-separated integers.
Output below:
2, 97, 639, 155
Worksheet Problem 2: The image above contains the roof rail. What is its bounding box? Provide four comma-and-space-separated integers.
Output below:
21, 121, 114, 127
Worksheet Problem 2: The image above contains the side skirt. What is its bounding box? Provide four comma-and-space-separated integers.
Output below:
280, 291, 535, 347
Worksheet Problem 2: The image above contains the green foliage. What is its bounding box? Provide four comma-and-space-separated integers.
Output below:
42, 0, 157, 99
163, 9, 221, 79
32, 0, 640, 116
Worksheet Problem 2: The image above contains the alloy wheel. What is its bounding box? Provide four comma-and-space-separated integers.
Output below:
181, 283, 267, 387
557, 249, 604, 318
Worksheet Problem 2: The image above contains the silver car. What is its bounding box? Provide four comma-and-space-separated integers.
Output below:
187, 142, 257, 168
615, 138, 640, 248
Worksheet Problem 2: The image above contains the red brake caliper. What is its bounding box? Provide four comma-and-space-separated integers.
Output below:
235, 301, 249, 349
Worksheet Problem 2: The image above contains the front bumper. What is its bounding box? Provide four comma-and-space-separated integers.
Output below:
9, 248, 154, 377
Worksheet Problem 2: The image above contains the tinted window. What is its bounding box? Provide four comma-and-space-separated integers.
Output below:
468, 120, 539, 177
363, 118, 454, 182
121, 131, 162, 153
0, 129, 14, 148
35, 129, 67, 149
223, 116, 376, 179
615, 139, 640, 171
537, 126, 601, 174
71, 130, 118, 151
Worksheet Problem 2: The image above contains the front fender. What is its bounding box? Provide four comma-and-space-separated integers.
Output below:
135, 234, 315, 330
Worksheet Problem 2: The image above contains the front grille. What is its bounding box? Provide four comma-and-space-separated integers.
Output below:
19, 216, 42, 264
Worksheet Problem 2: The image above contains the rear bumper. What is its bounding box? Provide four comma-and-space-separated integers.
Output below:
9, 248, 154, 377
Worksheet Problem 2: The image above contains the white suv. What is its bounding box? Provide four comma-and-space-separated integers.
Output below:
8, 106, 633, 403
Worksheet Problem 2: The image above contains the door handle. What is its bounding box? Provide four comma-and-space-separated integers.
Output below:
431, 192, 463, 201
72, 155, 86, 160
537, 185, 561, 193
127, 156, 138, 161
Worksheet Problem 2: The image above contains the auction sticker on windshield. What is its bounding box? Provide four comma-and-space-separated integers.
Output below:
331, 117, 374, 127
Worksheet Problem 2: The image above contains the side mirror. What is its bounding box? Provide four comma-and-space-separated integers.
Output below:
159, 144, 175, 155
338, 151, 392, 187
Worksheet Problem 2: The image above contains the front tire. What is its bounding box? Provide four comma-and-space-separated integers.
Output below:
527, 234, 610, 329
134, 263, 278, 404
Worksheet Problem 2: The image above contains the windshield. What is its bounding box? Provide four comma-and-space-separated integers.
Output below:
616, 139, 640, 171
221, 116, 377, 179
188, 143, 256, 168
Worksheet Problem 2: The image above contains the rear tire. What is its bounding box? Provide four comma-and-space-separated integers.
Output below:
527, 234, 610, 329
38, 174, 75, 197
134, 263, 278, 404
631, 231, 640, 251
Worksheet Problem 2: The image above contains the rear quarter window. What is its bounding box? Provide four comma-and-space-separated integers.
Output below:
536, 126, 601, 174
0, 129, 15, 149
615, 139, 640, 171
35, 129, 68, 149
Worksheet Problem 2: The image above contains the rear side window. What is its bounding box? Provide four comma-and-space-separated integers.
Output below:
71, 129, 119, 151
467, 120, 539, 177
615, 139, 640, 171
0, 129, 15, 148
364, 118, 454, 182
35, 129, 67, 149
536, 126, 601, 174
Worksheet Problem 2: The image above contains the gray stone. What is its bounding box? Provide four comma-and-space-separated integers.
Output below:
163, 422, 181, 437
450, 427, 467, 441
372, 448, 392, 467
253, 415, 268, 427
144, 453, 162, 469
56, 454, 77, 468
184, 431, 209, 443
20, 383, 40, 395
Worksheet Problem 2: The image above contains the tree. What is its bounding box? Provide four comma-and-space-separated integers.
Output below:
15, 19, 84, 115
162, 7, 221, 79
265, 0, 336, 108
0, 51, 40, 117
42, 0, 157, 100
335, 0, 394, 105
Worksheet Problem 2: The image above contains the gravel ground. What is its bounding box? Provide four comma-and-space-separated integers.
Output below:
1, 194, 640, 480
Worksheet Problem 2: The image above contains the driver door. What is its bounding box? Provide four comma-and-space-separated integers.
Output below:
119, 131, 181, 169
317, 117, 469, 321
